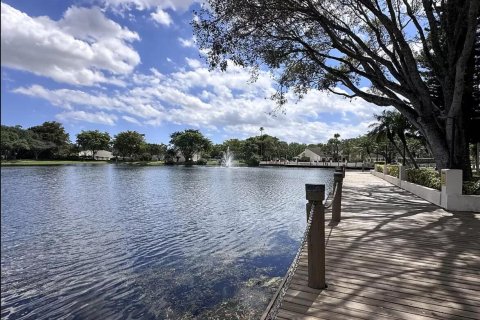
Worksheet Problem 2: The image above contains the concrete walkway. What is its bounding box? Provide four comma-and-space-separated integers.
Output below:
274, 172, 480, 319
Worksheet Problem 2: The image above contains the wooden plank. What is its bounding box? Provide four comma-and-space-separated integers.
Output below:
285, 284, 480, 319
298, 258, 480, 287
262, 172, 480, 320
288, 281, 480, 312
281, 297, 439, 320
280, 297, 397, 320
295, 266, 480, 294
290, 274, 480, 307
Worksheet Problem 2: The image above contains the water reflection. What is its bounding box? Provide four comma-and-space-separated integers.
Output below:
1, 166, 333, 319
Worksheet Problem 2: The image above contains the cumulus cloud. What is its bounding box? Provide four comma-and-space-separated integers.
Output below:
178, 37, 196, 48
13, 60, 381, 143
122, 115, 142, 125
102, 0, 196, 11
1, 3, 140, 86
151, 8, 173, 26
56, 111, 118, 125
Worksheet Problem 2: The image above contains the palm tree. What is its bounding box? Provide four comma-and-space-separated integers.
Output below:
333, 133, 340, 161
259, 127, 264, 160
390, 112, 419, 168
370, 110, 419, 168
369, 111, 401, 164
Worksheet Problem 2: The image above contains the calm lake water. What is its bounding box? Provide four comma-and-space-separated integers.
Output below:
1, 165, 333, 319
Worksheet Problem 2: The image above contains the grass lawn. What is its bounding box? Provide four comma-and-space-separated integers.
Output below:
1, 160, 109, 166
116, 161, 165, 166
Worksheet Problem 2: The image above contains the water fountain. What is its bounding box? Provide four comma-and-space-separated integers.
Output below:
221, 146, 234, 167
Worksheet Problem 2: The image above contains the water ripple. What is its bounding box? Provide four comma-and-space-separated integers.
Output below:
1, 165, 333, 319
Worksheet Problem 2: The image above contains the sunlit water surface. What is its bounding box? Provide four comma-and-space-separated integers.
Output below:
1, 165, 333, 319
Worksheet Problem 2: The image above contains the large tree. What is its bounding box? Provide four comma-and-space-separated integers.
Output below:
28, 121, 70, 158
113, 131, 146, 159
0, 125, 29, 159
76, 130, 111, 160
194, 0, 479, 178
170, 129, 212, 162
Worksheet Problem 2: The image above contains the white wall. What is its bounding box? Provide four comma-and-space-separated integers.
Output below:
371, 170, 478, 212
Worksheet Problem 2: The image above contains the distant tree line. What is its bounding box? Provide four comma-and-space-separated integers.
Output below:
0, 118, 432, 165
2, 115, 477, 169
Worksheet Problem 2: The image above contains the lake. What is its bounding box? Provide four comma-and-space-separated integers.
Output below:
1, 165, 334, 319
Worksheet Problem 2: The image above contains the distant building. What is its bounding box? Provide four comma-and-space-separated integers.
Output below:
174, 151, 201, 163
297, 148, 331, 162
79, 150, 113, 160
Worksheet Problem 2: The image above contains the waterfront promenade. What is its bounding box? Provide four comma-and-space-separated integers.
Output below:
266, 172, 479, 319
260, 161, 373, 170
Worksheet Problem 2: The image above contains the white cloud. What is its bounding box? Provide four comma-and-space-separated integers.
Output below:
151, 8, 172, 26
185, 58, 202, 69
122, 115, 142, 125
178, 37, 196, 48
56, 110, 118, 125
102, 0, 196, 12
1, 3, 140, 86
13, 60, 381, 143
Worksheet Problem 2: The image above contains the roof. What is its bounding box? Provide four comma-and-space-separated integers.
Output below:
307, 147, 324, 156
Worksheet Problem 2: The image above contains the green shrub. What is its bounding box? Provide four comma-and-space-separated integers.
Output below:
386, 165, 399, 178
195, 159, 207, 165
406, 168, 441, 190
245, 157, 260, 166
463, 179, 480, 195
375, 164, 384, 173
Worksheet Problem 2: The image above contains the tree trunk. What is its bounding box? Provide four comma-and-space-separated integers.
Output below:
476, 143, 479, 174
420, 122, 449, 171
446, 114, 472, 180
421, 117, 471, 180
398, 135, 419, 169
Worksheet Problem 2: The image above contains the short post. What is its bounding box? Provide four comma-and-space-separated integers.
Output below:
305, 184, 326, 289
399, 165, 406, 181
332, 172, 343, 222
383, 163, 388, 175
440, 169, 462, 209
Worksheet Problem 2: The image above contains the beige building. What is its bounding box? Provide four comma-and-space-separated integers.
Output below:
297, 148, 330, 162
79, 150, 113, 160
174, 151, 201, 163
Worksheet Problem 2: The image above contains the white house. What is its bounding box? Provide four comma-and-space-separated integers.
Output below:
79, 150, 113, 160
297, 148, 330, 162
174, 151, 202, 163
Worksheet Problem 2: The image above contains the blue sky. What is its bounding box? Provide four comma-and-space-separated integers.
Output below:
1, 0, 379, 145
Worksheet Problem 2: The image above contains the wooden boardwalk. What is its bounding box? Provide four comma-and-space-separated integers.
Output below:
272, 172, 480, 320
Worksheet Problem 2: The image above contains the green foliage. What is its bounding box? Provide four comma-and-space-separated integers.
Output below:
1, 125, 30, 159
386, 165, 399, 178
28, 122, 70, 158
113, 131, 146, 159
195, 159, 208, 165
375, 164, 384, 173
193, 0, 479, 175
406, 169, 441, 190
170, 129, 212, 162
76, 130, 111, 159
244, 157, 260, 166
463, 178, 480, 195
223, 139, 244, 157
145, 143, 167, 160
